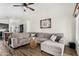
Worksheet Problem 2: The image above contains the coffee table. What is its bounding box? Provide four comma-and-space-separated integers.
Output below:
30, 37, 37, 48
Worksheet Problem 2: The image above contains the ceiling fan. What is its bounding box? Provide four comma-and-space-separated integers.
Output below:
13, 3, 35, 12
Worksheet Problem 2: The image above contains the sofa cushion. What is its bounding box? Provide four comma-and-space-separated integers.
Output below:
22, 33, 30, 38
12, 33, 30, 38
12, 33, 18, 38
37, 37, 48, 42
37, 33, 52, 38
41, 40, 64, 48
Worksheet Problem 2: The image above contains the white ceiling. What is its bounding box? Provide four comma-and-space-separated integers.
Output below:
0, 3, 76, 18
0, 3, 27, 18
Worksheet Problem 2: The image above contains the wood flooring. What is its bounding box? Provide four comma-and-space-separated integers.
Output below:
0, 40, 78, 56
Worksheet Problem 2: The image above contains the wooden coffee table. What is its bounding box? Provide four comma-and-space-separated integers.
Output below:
30, 37, 37, 48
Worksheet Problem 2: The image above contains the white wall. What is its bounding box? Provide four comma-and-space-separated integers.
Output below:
0, 18, 9, 24
0, 3, 26, 18
26, 3, 75, 45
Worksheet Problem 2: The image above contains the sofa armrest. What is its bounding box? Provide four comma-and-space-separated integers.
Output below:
10, 38, 19, 48
59, 37, 65, 45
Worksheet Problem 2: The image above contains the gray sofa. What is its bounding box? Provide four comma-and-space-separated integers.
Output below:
10, 33, 30, 48
9, 32, 64, 56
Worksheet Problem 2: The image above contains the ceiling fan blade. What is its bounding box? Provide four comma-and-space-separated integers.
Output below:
13, 5, 23, 7
27, 7, 35, 11
23, 3, 27, 6
27, 3, 34, 5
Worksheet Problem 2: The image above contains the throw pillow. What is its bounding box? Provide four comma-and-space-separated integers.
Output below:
55, 36, 62, 42
31, 33, 36, 37
50, 35, 57, 41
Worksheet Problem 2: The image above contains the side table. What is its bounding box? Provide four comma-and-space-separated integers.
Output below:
30, 37, 37, 48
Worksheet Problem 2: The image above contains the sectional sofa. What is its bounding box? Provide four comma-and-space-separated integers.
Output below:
7, 32, 64, 56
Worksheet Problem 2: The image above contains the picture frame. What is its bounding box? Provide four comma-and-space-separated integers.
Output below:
40, 18, 51, 28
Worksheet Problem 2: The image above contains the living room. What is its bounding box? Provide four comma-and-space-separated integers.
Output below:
0, 3, 78, 56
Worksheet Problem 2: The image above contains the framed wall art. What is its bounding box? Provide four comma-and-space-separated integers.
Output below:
40, 18, 51, 28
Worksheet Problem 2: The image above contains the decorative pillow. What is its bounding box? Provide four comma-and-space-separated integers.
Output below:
31, 33, 36, 37
50, 35, 57, 41
55, 36, 62, 42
